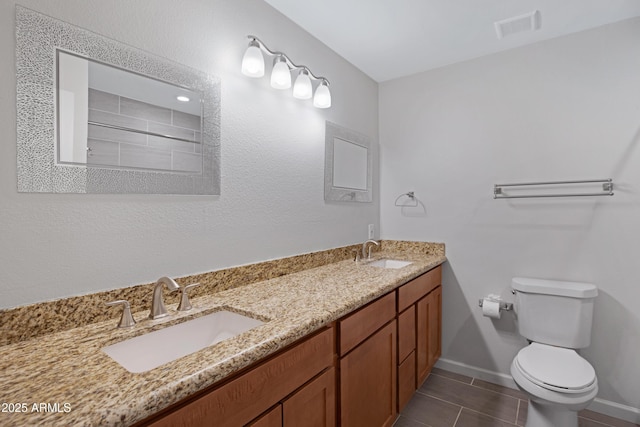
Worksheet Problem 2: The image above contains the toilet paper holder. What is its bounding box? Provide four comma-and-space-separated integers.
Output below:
478, 298, 513, 311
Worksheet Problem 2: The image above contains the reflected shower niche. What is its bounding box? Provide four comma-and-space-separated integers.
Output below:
16, 6, 220, 194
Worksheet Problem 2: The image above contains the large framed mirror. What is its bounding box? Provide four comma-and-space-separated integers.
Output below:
16, 6, 220, 194
324, 121, 372, 203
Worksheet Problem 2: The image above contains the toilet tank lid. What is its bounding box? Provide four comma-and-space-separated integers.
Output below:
512, 277, 598, 298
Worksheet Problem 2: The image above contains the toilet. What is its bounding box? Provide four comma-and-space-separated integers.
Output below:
510, 277, 598, 427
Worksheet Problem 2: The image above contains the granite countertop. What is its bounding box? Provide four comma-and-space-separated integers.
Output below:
0, 249, 445, 426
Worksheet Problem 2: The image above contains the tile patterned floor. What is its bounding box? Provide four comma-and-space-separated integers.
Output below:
394, 368, 640, 427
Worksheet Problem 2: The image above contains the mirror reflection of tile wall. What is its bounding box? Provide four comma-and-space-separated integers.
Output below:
87, 89, 202, 173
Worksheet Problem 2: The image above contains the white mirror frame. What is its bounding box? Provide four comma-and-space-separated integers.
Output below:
324, 121, 373, 203
16, 6, 221, 194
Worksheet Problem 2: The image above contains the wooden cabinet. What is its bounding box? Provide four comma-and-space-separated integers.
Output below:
283, 368, 335, 427
142, 327, 334, 427
416, 285, 442, 385
137, 264, 443, 427
340, 321, 397, 427
396, 266, 442, 410
339, 293, 397, 427
339, 292, 396, 356
248, 405, 282, 427
248, 368, 335, 427
397, 350, 416, 411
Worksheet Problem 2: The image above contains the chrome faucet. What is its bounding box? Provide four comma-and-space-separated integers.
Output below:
362, 239, 380, 261
149, 276, 180, 320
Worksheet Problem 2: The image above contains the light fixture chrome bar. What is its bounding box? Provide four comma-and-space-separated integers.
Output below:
246, 35, 330, 85
494, 178, 614, 199
88, 121, 201, 144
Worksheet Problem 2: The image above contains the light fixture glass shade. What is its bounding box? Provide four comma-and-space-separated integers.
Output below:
241, 41, 264, 78
313, 81, 331, 108
293, 70, 312, 99
270, 56, 291, 89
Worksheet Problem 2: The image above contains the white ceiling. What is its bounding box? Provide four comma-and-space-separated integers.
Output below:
264, 0, 640, 82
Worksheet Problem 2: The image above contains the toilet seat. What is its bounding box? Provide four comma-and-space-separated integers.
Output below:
514, 343, 596, 394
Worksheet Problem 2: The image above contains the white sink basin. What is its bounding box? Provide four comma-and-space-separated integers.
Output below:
367, 259, 413, 269
102, 311, 264, 373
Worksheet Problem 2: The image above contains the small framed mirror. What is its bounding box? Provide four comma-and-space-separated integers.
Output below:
16, 6, 220, 194
324, 121, 372, 203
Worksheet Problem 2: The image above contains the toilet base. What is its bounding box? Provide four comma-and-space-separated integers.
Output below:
526, 400, 578, 427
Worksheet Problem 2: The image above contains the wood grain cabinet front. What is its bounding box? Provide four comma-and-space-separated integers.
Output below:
247, 405, 282, 427
135, 263, 443, 427
142, 327, 334, 427
340, 320, 397, 427
416, 285, 442, 386
396, 265, 442, 410
283, 367, 336, 427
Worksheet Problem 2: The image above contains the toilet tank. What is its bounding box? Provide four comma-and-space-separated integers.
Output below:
512, 277, 598, 348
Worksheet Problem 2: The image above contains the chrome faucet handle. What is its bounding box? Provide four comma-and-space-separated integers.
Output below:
352, 249, 361, 262
105, 300, 136, 328
149, 276, 180, 320
177, 283, 200, 311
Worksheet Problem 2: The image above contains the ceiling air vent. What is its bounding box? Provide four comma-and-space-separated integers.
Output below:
494, 10, 541, 39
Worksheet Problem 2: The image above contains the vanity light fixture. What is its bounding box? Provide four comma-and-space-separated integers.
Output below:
241, 35, 331, 108
271, 55, 291, 89
176, 95, 190, 102
241, 39, 265, 77
313, 80, 331, 109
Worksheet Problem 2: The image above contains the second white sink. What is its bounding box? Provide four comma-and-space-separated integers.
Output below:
367, 259, 413, 269
103, 310, 264, 373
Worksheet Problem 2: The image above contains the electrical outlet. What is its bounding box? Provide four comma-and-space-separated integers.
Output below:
368, 224, 375, 239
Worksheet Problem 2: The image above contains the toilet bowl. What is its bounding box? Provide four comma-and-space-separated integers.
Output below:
510, 278, 599, 427
511, 343, 597, 427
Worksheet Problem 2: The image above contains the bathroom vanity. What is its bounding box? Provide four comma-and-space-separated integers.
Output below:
0, 242, 445, 426
136, 266, 442, 427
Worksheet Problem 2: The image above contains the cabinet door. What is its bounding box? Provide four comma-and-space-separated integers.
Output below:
283, 368, 335, 427
416, 286, 442, 386
146, 328, 333, 427
340, 321, 397, 427
248, 405, 282, 427
427, 286, 442, 370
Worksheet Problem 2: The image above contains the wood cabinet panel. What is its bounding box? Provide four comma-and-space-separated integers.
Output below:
397, 305, 416, 363
398, 266, 441, 312
147, 328, 334, 427
248, 405, 282, 427
340, 320, 397, 427
416, 286, 442, 386
427, 286, 442, 370
283, 368, 336, 427
397, 351, 416, 412
339, 292, 396, 355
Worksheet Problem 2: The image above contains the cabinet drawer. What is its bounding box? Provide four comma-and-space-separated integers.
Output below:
398, 266, 441, 312
147, 327, 334, 427
397, 351, 416, 412
397, 305, 416, 363
339, 292, 396, 355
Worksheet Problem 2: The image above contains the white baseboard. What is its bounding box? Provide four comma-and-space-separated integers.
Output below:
434, 358, 640, 424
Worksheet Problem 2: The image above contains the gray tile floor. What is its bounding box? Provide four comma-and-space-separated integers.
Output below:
394, 368, 640, 427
